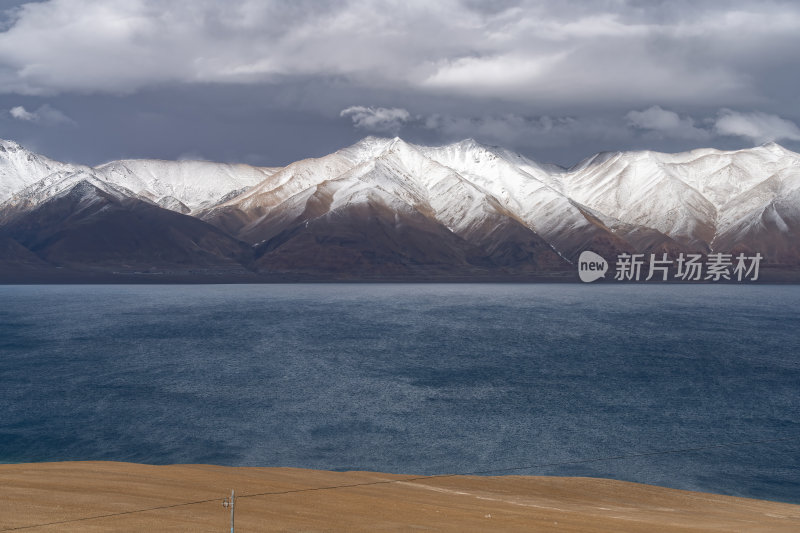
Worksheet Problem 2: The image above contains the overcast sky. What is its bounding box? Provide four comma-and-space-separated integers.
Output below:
0, 0, 799, 167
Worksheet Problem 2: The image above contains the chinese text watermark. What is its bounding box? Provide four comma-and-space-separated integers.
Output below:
579, 252, 762, 282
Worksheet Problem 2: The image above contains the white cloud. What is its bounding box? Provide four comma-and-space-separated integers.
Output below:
713, 109, 800, 143
340, 106, 411, 134
7, 104, 73, 125
0, 0, 796, 109
0, 0, 477, 94
624, 106, 800, 144
9, 105, 34, 120
627, 106, 685, 130
626, 106, 709, 140
421, 52, 569, 95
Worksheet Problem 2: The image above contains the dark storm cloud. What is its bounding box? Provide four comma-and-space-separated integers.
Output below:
0, 0, 797, 166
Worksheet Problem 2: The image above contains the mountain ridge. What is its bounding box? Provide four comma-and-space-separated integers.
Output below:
0, 137, 798, 281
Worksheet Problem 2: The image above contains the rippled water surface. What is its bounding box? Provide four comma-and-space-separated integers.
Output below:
1, 284, 798, 503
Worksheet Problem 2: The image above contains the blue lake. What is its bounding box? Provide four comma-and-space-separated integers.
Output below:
0, 284, 798, 503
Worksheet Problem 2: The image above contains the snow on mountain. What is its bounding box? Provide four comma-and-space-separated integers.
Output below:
224, 153, 355, 216
711, 166, 800, 262
94, 159, 280, 211
335, 135, 398, 163
327, 139, 533, 248
559, 150, 719, 249
217, 137, 534, 242
1, 136, 798, 269
0, 139, 281, 214
422, 138, 562, 190
0, 140, 84, 203
205, 136, 800, 263
559, 143, 800, 252
232, 139, 501, 225
363, 139, 573, 266
419, 138, 603, 251
0, 169, 138, 225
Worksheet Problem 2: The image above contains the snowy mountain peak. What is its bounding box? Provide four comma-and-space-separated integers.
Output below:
753, 141, 795, 159
337, 136, 401, 163
0, 139, 24, 152
1, 136, 799, 270
0, 140, 83, 203
759, 141, 785, 151
93, 158, 277, 211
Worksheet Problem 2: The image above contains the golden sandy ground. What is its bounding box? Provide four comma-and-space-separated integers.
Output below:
0, 462, 798, 532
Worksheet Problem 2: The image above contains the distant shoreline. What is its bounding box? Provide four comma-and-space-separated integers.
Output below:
1, 267, 799, 284
2, 278, 799, 284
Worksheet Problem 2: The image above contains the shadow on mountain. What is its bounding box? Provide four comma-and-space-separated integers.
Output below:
253, 200, 570, 278
0, 180, 255, 275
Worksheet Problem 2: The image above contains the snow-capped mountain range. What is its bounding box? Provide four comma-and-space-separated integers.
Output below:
0, 137, 798, 280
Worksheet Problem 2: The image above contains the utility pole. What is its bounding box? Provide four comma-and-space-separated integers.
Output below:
222, 489, 235, 533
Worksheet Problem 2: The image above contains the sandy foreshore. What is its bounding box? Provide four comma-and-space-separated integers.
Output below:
0, 462, 798, 532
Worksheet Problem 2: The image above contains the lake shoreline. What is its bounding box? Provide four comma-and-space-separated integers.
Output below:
1, 461, 799, 532
1, 263, 800, 284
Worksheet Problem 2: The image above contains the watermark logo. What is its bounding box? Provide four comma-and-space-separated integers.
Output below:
578, 251, 608, 283
577, 251, 763, 282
